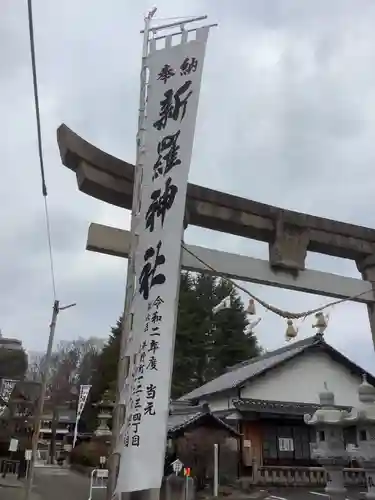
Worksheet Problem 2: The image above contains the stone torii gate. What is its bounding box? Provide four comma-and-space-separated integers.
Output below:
57, 123, 375, 343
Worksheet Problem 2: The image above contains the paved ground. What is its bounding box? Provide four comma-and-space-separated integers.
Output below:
0, 467, 368, 500
30, 467, 369, 500
0, 476, 40, 500
33, 465, 105, 500
0, 466, 105, 500
254, 487, 365, 499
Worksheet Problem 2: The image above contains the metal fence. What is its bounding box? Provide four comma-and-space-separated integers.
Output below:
88, 468, 108, 500
0, 458, 20, 477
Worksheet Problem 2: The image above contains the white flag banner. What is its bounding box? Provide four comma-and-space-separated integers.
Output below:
0, 379, 16, 417
72, 384, 91, 448
116, 26, 210, 494
212, 295, 231, 315
77, 385, 91, 419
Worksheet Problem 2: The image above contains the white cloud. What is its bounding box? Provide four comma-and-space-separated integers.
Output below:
2, 0, 375, 377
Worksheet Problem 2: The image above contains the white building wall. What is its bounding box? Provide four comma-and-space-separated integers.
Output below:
240, 350, 362, 407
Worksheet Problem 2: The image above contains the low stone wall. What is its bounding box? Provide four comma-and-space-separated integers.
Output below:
240, 466, 366, 487
343, 467, 366, 487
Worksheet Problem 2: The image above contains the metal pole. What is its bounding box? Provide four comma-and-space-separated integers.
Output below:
24, 300, 59, 500
184, 474, 188, 500
106, 8, 156, 500
24, 300, 76, 500
152, 23, 217, 42
213, 444, 219, 497
72, 415, 79, 448
140, 14, 207, 33
26, 458, 30, 480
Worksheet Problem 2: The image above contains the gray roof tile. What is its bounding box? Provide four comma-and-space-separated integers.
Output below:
167, 409, 241, 437
167, 411, 203, 433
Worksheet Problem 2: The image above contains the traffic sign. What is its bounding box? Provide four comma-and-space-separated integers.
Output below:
172, 458, 183, 475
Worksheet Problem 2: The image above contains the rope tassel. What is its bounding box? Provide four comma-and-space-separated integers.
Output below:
285, 319, 298, 341
312, 312, 329, 334
246, 299, 256, 315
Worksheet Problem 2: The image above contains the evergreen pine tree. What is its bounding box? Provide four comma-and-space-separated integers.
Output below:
91, 272, 262, 409
171, 272, 261, 398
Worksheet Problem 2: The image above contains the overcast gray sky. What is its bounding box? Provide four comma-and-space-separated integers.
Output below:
2, 0, 375, 374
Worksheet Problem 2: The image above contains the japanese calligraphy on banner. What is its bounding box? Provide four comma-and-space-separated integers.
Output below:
116, 27, 210, 494
77, 385, 91, 419
72, 385, 91, 448
0, 379, 16, 417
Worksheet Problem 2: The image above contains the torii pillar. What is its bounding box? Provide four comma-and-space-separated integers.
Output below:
358, 254, 375, 344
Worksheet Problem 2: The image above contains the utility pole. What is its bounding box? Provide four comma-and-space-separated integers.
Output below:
24, 300, 76, 500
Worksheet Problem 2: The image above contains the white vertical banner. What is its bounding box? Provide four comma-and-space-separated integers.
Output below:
116, 26, 211, 494
72, 384, 91, 448
0, 379, 17, 417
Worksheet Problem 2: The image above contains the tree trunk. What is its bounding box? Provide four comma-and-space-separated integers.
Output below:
49, 407, 59, 464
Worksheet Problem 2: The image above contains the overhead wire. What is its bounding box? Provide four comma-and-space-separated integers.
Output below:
27, 0, 57, 300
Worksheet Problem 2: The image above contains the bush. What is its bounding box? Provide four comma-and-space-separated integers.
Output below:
70, 439, 109, 467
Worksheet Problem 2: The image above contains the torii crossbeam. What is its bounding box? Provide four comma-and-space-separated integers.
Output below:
57, 124, 375, 344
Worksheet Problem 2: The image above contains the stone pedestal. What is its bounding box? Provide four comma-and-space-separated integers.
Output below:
320, 460, 347, 498
361, 461, 375, 500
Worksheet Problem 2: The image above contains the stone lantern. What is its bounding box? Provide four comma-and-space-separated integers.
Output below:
304, 384, 350, 499
94, 391, 114, 438
344, 375, 375, 499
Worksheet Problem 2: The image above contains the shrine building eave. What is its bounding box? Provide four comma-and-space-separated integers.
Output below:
57, 123, 375, 264
167, 409, 241, 438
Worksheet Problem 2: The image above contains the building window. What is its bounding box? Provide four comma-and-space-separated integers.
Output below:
359, 430, 367, 441
277, 426, 294, 461
262, 423, 314, 465
319, 430, 325, 442
263, 427, 278, 459
344, 426, 357, 446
